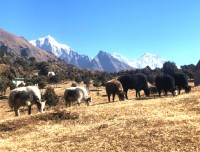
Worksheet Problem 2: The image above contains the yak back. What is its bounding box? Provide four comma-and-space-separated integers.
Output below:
65, 89, 82, 101
64, 87, 88, 102
171, 73, 189, 87
118, 73, 148, 90
155, 75, 176, 90
8, 87, 39, 109
106, 79, 123, 93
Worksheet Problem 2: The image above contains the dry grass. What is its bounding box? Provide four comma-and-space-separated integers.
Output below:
0, 82, 200, 151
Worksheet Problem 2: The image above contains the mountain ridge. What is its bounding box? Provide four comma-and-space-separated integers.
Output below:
29, 35, 167, 72
30, 36, 133, 72
0, 29, 58, 62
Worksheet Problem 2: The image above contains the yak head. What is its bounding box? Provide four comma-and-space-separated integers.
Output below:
144, 88, 150, 97
185, 86, 191, 93
118, 91, 125, 101
85, 96, 92, 106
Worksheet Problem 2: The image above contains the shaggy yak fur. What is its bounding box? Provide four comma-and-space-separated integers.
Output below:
8, 86, 45, 116
105, 79, 125, 102
155, 75, 177, 97
64, 86, 92, 107
171, 73, 191, 94
118, 74, 150, 99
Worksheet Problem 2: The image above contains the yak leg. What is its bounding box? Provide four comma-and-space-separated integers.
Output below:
14, 107, 20, 116
69, 101, 72, 107
77, 99, 81, 106
28, 106, 32, 115
66, 101, 71, 107
124, 89, 128, 99
136, 89, 140, 98
112, 93, 115, 102
107, 94, 111, 102
178, 87, 181, 94
158, 90, 161, 97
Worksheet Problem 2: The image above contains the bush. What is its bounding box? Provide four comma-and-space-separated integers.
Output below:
163, 61, 178, 75
38, 81, 47, 89
71, 81, 78, 87
75, 76, 82, 84
43, 87, 59, 107
18, 83, 25, 87
9, 82, 16, 90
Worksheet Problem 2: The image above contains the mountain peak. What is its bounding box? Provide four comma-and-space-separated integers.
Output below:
112, 52, 166, 69
142, 52, 156, 57
45, 35, 56, 41
29, 36, 71, 57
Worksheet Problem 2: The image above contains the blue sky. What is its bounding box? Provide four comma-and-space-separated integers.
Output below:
1, 0, 200, 66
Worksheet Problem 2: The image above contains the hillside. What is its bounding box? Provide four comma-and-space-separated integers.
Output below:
0, 82, 200, 151
0, 29, 58, 62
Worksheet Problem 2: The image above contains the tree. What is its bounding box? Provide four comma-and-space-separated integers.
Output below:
18, 83, 25, 87
143, 66, 152, 76
43, 87, 59, 107
75, 76, 82, 84
83, 76, 91, 91
93, 80, 102, 88
48, 75, 60, 84
71, 81, 78, 87
163, 61, 178, 75
25, 82, 34, 86
38, 62, 49, 76
9, 81, 16, 90
147, 72, 158, 85
38, 81, 47, 90
180, 64, 195, 79
32, 75, 40, 85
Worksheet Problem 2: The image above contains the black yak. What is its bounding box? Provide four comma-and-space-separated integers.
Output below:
118, 74, 150, 99
171, 73, 191, 94
155, 75, 177, 97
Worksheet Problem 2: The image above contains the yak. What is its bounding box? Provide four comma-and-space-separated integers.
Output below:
105, 79, 125, 102
8, 86, 46, 116
118, 74, 150, 99
64, 86, 92, 107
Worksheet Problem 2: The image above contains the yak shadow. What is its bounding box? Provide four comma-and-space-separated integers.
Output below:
135, 96, 158, 100
0, 111, 79, 132
90, 89, 102, 92
0, 96, 8, 100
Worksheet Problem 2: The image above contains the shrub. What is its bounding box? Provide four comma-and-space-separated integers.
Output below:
71, 81, 78, 87
9, 82, 16, 90
18, 83, 25, 87
43, 87, 59, 107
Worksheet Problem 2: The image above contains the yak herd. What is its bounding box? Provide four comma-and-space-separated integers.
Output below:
7, 72, 191, 117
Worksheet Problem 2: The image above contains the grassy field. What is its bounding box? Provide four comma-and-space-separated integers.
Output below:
0, 82, 200, 151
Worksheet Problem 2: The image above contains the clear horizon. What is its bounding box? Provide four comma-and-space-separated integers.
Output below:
1, 0, 199, 66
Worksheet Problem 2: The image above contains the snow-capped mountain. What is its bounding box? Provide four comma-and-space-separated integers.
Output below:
30, 36, 92, 69
30, 35, 71, 57
94, 51, 133, 72
113, 52, 166, 69
29, 36, 132, 72
30, 35, 166, 72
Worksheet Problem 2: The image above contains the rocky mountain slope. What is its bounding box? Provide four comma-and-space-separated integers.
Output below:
0, 29, 58, 62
